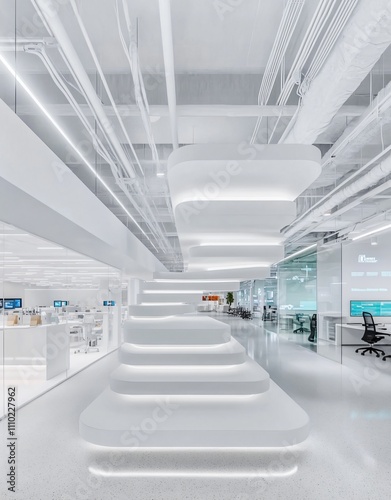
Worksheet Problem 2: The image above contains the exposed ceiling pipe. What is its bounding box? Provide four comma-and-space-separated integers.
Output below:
284, 151, 391, 239
286, 77, 391, 234
278, 0, 337, 106
25, 44, 167, 245
288, 181, 391, 243
250, 0, 305, 144
264, 0, 346, 144
33, 0, 136, 181
115, 0, 160, 166
322, 79, 391, 170
32, 0, 175, 255
68, 0, 144, 177
282, 0, 391, 144
301, 0, 359, 91
158, 0, 179, 150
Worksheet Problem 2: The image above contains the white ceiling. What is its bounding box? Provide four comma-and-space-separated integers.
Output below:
0, 223, 121, 289
1, 0, 391, 269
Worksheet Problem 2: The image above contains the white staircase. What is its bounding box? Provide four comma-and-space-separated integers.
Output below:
80, 281, 310, 448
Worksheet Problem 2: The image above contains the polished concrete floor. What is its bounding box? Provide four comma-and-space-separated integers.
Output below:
1, 314, 391, 499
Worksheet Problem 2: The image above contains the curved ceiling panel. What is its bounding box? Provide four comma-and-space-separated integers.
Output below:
168, 144, 321, 208
168, 144, 321, 272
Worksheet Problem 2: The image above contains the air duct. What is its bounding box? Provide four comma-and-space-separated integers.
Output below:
283, 0, 391, 145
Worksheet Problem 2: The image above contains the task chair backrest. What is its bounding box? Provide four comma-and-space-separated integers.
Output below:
362, 311, 377, 341
310, 314, 317, 332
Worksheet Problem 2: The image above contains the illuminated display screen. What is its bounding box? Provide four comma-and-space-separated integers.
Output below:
350, 300, 391, 317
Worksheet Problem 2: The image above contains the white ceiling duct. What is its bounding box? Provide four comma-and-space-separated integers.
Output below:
283, 0, 391, 145
285, 76, 391, 237
283, 152, 391, 239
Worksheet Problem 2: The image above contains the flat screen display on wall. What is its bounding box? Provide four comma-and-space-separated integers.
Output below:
350, 300, 391, 317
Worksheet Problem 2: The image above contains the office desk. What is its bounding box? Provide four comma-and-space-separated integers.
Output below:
335, 323, 391, 346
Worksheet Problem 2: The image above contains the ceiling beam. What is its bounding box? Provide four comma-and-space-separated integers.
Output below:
15, 103, 366, 118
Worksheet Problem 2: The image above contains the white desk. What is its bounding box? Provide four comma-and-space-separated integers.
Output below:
2, 323, 70, 379
335, 323, 391, 346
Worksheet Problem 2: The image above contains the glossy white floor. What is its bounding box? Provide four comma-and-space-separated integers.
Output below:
1, 313, 391, 499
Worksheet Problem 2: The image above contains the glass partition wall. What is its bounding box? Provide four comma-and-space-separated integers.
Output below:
0, 222, 122, 417
277, 251, 318, 350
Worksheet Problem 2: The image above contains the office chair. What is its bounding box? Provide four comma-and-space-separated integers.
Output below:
355, 312, 385, 357
83, 315, 100, 354
293, 314, 310, 333
308, 314, 317, 342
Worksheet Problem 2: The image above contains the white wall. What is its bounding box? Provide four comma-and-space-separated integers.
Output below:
2, 282, 26, 302
342, 234, 391, 319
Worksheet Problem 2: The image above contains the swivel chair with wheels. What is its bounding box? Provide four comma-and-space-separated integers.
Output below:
308, 314, 317, 342
355, 312, 385, 357
293, 314, 310, 334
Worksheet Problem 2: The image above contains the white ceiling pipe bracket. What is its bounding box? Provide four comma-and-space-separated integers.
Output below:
282, 0, 391, 144
159, 0, 179, 150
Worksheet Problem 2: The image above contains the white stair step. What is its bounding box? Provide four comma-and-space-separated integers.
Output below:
128, 303, 195, 317
109, 359, 269, 395
124, 315, 231, 345
79, 381, 310, 447
119, 338, 246, 365
137, 292, 201, 304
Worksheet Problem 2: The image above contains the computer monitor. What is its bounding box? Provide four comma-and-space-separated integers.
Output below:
350, 300, 391, 317
13, 298, 22, 308
103, 300, 116, 306
4, 300, 15, 310
0, 299, 3, 309
54, 300, 68, 307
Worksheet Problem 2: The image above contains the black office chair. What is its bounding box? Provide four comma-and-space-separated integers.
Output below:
355, 312, 385, 357
308, 314, 317, 342
293, 314, 310, 333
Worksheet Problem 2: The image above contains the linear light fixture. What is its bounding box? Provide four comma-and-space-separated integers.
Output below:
199, 243, 281, 247
206, 265, 269, 271
352, 223, 391, 241
276, 243, 317, 264
37, 246, 64, 250
89, 465, 298, 478
0, 53, 158, 253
